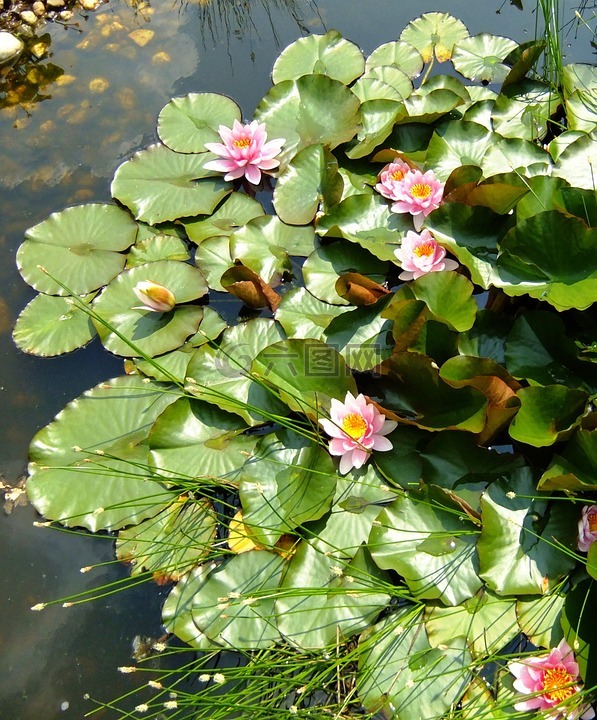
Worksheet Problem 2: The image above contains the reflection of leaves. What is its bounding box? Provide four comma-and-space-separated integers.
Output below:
0, 34, 62, 113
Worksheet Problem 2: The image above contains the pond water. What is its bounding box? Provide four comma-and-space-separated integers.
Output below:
0, 0, 594, 717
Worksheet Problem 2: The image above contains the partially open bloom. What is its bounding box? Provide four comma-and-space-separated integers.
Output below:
578, 505, 597, 552
319, 392, 397, 475
133, 280, 176, 313
204, 120, 285, 185
374, 158, 412, 202
389, 168, 444, 230
509, 639, 595, 720
394, 229, 458, 281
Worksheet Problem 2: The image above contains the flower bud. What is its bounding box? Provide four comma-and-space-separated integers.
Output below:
133, 280, 176, 313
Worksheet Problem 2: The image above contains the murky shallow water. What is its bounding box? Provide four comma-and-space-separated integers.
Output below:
0, 1, 594, 717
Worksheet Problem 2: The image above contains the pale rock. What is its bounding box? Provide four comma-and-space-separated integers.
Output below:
128, 29, 154, 47
78, 0, 99, 9
0, 32, 24, 67
47, 0, 65, 7
88, 77, 109, 93
29, 42, 48, 59
59, 10, 73, 19
32, 2, 46, 16
20, 11, 38, 25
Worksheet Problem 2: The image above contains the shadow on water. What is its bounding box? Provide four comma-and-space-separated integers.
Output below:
0, 0, 594, 717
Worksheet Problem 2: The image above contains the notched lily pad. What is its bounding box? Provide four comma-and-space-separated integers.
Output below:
400, 12, 469, 63
91, 260, 208, 358
17, 203, 137, 296
13, 293, 96, 357
272, 30, 365, 85
157, 92, 242, 153
111, 143, 231, 225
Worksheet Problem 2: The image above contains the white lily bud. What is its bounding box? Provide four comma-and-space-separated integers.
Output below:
133, 280, 176, 313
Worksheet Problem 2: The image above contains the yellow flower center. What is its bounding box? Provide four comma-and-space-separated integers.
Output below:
233, 137, 252, 148
410, 183, 432, 199
543, 666, 576, 703
390, 169, 407, 182
341, 413, 368, 440
589, 512, 597, 532
413, 242, 435, 258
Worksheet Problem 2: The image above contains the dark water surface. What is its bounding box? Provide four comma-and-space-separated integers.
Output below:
0, 1, 594, 717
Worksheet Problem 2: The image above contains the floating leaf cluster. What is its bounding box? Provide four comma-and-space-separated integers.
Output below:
13, 13, 597, 719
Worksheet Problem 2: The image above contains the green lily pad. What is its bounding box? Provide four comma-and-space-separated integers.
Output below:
365, 40, 424, 79
562, 64, 597, 133
360, 65, 413, 99
369, 491, 483, 605
477, 469, 576, 595
561, 580, 597, 688
17, 203, 137, 296
273, 144, 343, 225
307, 467, 396, 558
316, 193, 407, 262
358, 607, 472, 719
425, 589, 519, 657
133, 308, 227, 383
274, 287, 350, 340
452, 34, 518, 83
126, 225, 190, 267
509, 385, 588, 447
401, 271, 477, 333
255, 74, 361, 166
492, 82, 561, 141
553, 132, 597, 190
425, 120, 497, 181
516, 591, 566, 649
458, 309, 514, 366
91, 260, 207, 358
324, 295, 394, 371
276, 543, 390, 649
157, 92, 242, 153
377, 352, 487, 433
191, 551, 285, 649
346, 99, 405, 159
162, 564, 221, 648
271, 30, 365, 85
13, 293, 96, 357
303, 241, 388, 305
111, 143, 231, 224
482, 137, 551, 178
239, 429, 336, 548
181, 192, 265, 245
26, 375, 180, 531
497, 211, 597, 311
403, 88, 466, 123
252, 338, 357, 416
148, 396, 257, 483
230, 215, 315, 283
505, 311, 597, 392
116, 497, 217, 581
539, 429, 597, 492
184, 318, 288, 425
400, 12, 469, 63
194, 235, 234, 292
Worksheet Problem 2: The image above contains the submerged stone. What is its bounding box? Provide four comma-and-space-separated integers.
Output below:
0, 31, 24, 66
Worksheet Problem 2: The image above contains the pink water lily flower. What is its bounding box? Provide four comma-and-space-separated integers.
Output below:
132, 280, 176, 313
375, 158, 412, 202
390, 168, 444, 230
319, 392, 397, 475
204, 119, 285, 185
394, 229, 458, 281
578, 505, 597, 552
509, 639, 595, 720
